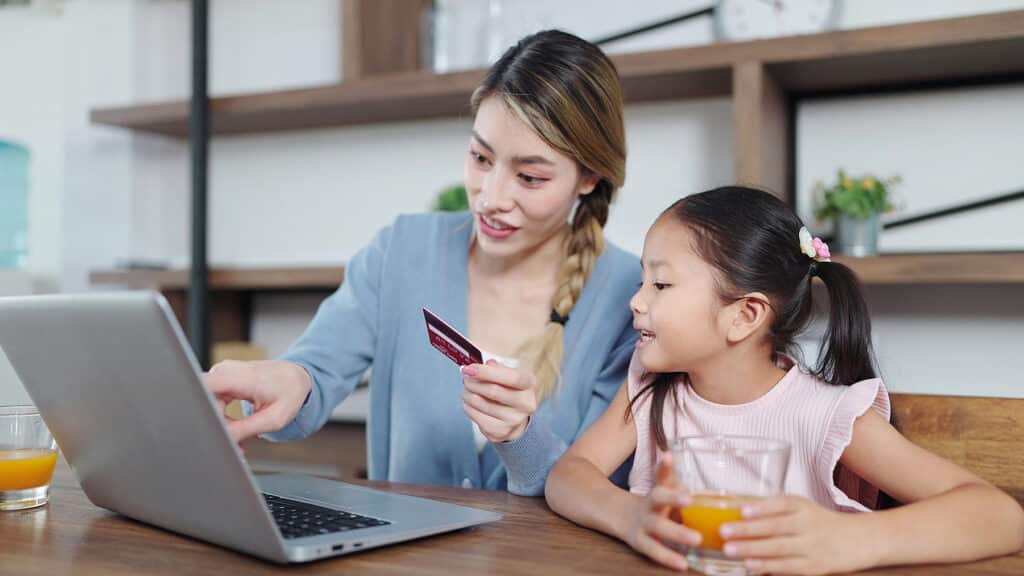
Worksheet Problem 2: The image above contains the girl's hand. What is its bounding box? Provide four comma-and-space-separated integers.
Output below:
622, 453, 702, 572
460, 360, 538, 443
720, 495, 874, 575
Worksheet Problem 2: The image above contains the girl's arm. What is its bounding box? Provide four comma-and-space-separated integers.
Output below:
722, 410, 1024, 574
545, 381, 636, 535
545, 382, 699, 570
840, 409, 1024, 566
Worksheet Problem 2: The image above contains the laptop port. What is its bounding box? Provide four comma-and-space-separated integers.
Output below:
353, 543, 363, 549
331, 544, 344, 552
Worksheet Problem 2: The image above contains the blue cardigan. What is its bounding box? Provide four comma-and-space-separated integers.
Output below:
268, 211, 639, 495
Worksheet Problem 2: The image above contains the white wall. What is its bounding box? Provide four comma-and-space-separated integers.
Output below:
2, 0, 1022, 405
866, 285, 1024, 397
60, 1, 141, 301
131, 0, 340, 101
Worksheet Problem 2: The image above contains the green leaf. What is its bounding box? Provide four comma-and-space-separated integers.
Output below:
434, 184, 469, 212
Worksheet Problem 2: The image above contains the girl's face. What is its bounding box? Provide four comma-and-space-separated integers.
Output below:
630, 217, 733, 373
464, 96, 597, 260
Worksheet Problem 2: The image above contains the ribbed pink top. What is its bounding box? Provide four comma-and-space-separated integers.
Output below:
626, 351, 890, 512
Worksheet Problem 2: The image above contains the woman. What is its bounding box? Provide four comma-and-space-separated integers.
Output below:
205, 30, 639, 496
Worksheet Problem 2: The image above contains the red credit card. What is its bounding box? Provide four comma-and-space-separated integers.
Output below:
423, 307, 482, 367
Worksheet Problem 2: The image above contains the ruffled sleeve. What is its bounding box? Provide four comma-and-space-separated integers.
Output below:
818, 378, 891, 512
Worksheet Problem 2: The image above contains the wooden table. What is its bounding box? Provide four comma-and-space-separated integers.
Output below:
2, 463, 1022, 575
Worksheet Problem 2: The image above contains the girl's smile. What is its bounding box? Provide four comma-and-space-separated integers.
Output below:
634, 326, 656, 348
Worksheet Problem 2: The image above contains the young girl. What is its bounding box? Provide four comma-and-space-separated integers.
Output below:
546, 186, 1024, 574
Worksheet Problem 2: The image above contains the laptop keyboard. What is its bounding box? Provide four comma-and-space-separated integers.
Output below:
263, 493, 391, 540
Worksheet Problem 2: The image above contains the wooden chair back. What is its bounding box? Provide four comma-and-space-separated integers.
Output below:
890, 393, 1024, 504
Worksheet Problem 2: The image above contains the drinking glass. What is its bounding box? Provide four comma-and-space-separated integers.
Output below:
0, 405, 58, 510
672, 435, 790, 576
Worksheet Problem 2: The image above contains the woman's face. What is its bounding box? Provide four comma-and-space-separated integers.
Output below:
464, 96, 597, 260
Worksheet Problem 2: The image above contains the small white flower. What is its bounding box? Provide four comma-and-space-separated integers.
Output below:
799, 227, 816, 258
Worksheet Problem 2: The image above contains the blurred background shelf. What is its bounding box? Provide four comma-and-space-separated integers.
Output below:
90, 266, 343, 343
90, 266, 343, 291
90, 9, 1024, 138
834, 252, 1024, 285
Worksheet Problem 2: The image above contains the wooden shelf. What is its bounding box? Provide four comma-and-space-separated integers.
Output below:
90, 10, 1024, 138
89, 266, 344, 345
835, 252, 1024, 285
89, 266, 344, 291
90, 253, 1024, 292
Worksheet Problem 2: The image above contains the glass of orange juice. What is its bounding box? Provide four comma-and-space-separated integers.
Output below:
672, 435, 790, 576
0, 405, 59, 510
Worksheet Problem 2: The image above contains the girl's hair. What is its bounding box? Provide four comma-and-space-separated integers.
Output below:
629, 186, 878, 449
471, 29, 626, 401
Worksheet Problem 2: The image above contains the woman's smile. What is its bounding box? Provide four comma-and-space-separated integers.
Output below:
478, 212, 520, 239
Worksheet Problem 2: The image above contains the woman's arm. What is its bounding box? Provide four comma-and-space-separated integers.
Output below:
206, 223, 391, 442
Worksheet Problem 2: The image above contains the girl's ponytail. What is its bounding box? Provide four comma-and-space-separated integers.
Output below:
812, 261, 877, 386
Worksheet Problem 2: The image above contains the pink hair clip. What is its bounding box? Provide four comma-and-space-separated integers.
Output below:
799, 227, 831, 262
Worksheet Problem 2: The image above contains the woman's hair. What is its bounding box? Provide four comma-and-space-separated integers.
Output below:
471, 29, 626, 401
629, 186, 878, 450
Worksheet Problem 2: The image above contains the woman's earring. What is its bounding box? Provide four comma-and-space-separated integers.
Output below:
567, 197, 581, 226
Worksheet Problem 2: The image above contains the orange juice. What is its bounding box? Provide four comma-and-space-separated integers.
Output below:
0, 449, 58, 491
680, 493, 755, 550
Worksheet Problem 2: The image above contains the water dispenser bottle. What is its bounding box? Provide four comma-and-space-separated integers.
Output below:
0, 141, 29, 268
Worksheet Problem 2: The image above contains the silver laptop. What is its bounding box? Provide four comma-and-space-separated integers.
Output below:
0, 291, 500, 563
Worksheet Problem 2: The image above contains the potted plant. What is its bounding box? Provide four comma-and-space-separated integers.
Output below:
813, 169, 900, 257
433, 183, 469, 212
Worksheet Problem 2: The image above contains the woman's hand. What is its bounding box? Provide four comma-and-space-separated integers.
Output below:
720, 495, 874, 575
622, 453, 701, 572
460, 360, 538, 443
203, 359, 312, 443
